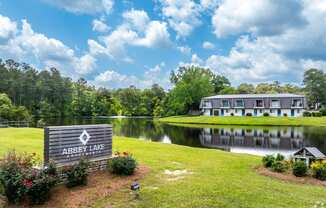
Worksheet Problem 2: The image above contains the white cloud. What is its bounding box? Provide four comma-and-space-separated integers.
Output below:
177, 46, 191, 55
212, 0, 306, 37
0, 16, 96, 76
92, 19, 110, 32
158, 0, 202, 37
90, 9, 171, 62
0, 14, 17, 40
202, 41, 215, 50
200, 0, 219, 10
191, 53, 204, 65
43, 0, 114, 15
93, 62, 171, 89
122, 9, 150, 32
132, 21, 171, 48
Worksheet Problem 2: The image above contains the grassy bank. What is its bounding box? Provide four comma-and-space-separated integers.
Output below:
158, 115, 326, 127
1, 128, 326, 207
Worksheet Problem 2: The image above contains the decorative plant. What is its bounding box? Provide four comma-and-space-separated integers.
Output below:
108, 151, 137, 176
271, 161, 288, 173
64, 159, 89, 188
275, 153, 285, 161
292, 160, 308, 177
262, 155, 275, 168
311, 160, 326, 181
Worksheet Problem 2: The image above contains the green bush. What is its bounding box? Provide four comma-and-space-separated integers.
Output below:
312, 112, 322, 117
263, 112, 269, 117
292, 160, 308, 177
246, 113, 252, 116
320, 108, 326, 116
283, 113, 288, 117
311, 161, 326, 181
108, 152, 137, 176
64, 159, 89, 188
271, 161, 288, 173
303, 111, 312, 117
262, 155, 275, 168
275, 153, 285, 161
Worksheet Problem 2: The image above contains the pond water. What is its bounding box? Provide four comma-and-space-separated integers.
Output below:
40, 117, 326, 157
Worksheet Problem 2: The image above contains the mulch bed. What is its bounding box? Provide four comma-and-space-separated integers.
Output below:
1, 165, 150, 208
256, 166, 326, 187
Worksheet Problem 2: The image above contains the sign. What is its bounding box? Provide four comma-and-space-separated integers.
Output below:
44, 124, 112, 166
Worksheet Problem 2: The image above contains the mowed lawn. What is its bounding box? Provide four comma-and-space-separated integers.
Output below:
1, 128, 326, 208
159, 115, 326, 127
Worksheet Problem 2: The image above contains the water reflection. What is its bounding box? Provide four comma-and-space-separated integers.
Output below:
40, 117, 326, 156
200, 127, 305, 156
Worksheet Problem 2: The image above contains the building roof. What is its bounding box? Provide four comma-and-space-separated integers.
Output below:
293, 147, 326, 158
203, 93, 304, 99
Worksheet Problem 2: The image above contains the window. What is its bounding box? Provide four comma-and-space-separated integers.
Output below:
259, 109, 263, 113
222, 100, 230, 107
292, 99, 303, 107
225, 109, 229, 113
255, 100, 264, 107
235, 109, 238, 113
235, 99, 244, 107
271, 100, 280, 108
203, 100, 211, 108
270, 109, 274, 113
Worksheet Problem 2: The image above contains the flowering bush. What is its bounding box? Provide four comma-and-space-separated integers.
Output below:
0, 151, 37, 203
25, 169, 58, 205
311, 160, 326, 181
271, 161, 288, 173
108, 151, 137, 176
0, 151, 58, 205
262, 155, 275, 168
64, 159, 89, 188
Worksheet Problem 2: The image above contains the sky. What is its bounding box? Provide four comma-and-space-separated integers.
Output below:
0, 0, 325, 89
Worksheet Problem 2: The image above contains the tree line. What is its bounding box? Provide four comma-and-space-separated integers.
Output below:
0, 59, 325, 120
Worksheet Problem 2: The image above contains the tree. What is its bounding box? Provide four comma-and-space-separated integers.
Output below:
164, 66, 214, 115
237, 83, 255, 94
303, 68, 326, 109
212, 75, 231, 94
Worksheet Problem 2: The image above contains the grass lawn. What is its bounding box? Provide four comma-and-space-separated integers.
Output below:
1, 128, 326, 208
158, 115, 326, 127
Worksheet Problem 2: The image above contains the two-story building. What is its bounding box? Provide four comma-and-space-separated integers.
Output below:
200, 93, 305, 117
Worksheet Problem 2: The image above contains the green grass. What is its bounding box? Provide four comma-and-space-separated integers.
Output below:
158, 115, 326, 127
1, 128, 326, 208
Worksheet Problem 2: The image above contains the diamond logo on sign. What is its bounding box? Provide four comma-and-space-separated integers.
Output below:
79, 130, 91, 145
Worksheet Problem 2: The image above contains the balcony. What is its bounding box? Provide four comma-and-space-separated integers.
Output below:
291, 99, 303, 108
254, 100, 264, 108
202, 101, 212, 108
270, 100, 280, 108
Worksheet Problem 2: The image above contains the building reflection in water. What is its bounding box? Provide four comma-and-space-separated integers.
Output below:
200, 127, 305, 156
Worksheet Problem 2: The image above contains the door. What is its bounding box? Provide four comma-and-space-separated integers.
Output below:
291, 109, 295, 117
277, 109, 281, 116
242, 109, 245, 116
221, 109, 224, 116
213, 110, 219, 116
254, 109, 257, 116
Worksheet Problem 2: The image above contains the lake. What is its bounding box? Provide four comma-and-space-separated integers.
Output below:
41, 117, 326, 157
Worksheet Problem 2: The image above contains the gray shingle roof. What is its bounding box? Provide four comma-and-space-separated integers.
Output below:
203, 93, 304, 99
294, 147, 326, 158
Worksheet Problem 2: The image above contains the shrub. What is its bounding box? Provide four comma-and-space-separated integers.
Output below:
108, 152, 137, 176
320, 108, 326, 116
275, 153, 285, 161
292, 160, 308, 177
25, 170, 58, 205
271, 161, 288, 173
64, 159, 89, 188
246, 113, 252, 116
311, 161, 326, 181
303, 111, 311, 117
262, 155, 275, 168
0, 151, 37, 203
263, 112, 269, 117
312, 112, 322, 117
230, 113, 234, 116
283, 113, 288, 117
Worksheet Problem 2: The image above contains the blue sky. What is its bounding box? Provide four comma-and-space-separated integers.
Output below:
0, 0, 325, 89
